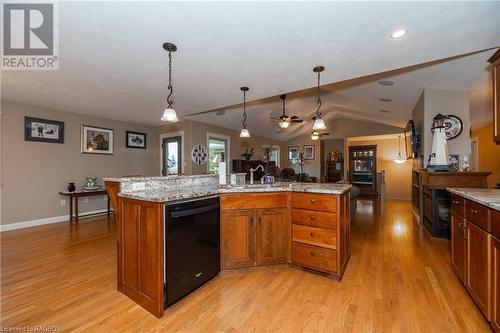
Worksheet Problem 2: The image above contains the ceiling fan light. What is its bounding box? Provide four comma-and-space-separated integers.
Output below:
279, 120, 290, 129
311, 132, 320, 141
312, 118, 326, 130
394, 153, 406, 164
240, 128, 250, 138
161, 107, 178, 122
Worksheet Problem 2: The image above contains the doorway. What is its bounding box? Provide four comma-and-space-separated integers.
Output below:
162, 136, 182, 175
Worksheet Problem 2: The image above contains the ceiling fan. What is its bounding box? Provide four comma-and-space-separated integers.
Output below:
271, 94, 304, 129
311, 127, 330, 141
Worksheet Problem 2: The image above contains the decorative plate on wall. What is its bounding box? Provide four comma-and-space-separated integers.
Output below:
444, 115, 463, 140
191, 144, 208, 165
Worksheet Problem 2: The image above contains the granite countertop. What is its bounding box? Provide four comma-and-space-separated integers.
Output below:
104, 174, 216, 182
118, 182, 351, 203
447, 188, 500, 211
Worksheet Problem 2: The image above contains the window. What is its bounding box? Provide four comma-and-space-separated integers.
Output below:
208, 137, 228, 174
162, 136, 182, 175
270, 147, 280, 167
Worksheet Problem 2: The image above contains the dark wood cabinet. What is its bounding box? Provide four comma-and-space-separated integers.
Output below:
220, 209, 255, 268
255, 208, 289, 265
348, 145, 377, 195
451, 211, 467, 283
466, 220, 491, 320
491, 235, 500, 332
326, 160, 344, 183
488, 48, 500, 144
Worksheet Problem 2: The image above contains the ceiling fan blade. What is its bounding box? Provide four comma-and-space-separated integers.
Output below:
320, 133, 330, 136
290, 116, 299, 119
291, 119, 303, 123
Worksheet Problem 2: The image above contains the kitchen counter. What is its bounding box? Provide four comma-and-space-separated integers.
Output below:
117, 182, 351, 203
447, 188, 500, 211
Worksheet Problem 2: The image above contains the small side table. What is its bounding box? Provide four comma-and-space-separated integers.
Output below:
58, 190, 111, 223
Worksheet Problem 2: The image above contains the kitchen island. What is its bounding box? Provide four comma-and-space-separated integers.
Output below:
105, 175, 351, 318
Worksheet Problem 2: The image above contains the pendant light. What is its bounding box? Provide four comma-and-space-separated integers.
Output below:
311, 131, 320, 141
278, 94, 290, 129
239, 87, 251, 138
161, 42, 179, 122
394, 135, 407, 164
312, 66, 326, 130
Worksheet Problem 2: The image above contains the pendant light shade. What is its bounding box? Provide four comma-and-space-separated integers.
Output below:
311, 66, 327, 131
312, 118, 326, 130
240, 128, 250, 138
239, 87, 251, 138
161, 108, 178, 122
161, 42, 179, 122
394, 135, 407, 164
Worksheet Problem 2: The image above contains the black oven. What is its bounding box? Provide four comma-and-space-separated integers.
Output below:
164, 196, 220, 306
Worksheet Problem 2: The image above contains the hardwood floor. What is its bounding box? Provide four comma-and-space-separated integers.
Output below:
0, 199, 492, 332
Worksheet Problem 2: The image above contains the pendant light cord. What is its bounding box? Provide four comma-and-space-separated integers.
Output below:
242, 89, 247, 129
167, 51, 174, 108
315, 71, 322, 117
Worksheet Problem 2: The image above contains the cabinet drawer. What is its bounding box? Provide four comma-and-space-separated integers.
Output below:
466, 200, 489, 231
292, 193, 336, 212
292, 224, 336, 249
291, 208, 336, 229
221, 193, 288, 210
451, 194, 465, 217
292, 242, 337, 274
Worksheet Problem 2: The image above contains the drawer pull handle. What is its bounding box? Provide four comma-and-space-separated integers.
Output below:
310, 232, 314, 237
452, 200, 460, 204
310, 252, 315, 256
471, 209, 479, 214
310, 199, 316, 203
309, 215, 315, 220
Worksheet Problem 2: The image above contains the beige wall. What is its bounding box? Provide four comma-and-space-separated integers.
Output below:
347, 137, 413, 201
281, 134, 322, 178
472, 122, 500, 188
1, 101, 159, 225
159, 119, 284, 175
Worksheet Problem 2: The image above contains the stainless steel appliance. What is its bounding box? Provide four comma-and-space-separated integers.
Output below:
164, 196, 220, 306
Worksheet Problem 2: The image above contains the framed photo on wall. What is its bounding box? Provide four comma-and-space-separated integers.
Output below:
81, 125, 114, 155
126, 131, 147, 149
303, 145, 315, 160
24, 116, 64, 144
288, 146, 299, 160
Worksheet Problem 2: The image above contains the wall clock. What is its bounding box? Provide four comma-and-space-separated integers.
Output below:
444, 115, 463, 140
191, 144, 208, 165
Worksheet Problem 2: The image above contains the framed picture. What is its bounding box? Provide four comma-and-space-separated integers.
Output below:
449, 154, 460, 170
126, 131, 147, 149
303, 145, 315, 160
24, 116, 64, 144
81, 125, 114, 155
288, 146, 299, 160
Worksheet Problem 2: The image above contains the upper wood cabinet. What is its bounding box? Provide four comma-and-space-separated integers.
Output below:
488, 48, 500, 144
255, 208, 289, 265
221, 209, 255, 269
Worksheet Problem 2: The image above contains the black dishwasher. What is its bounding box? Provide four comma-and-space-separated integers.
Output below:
164, 196, 220, 307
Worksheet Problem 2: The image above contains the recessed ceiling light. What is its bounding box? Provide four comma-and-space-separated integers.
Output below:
380, 98, 392, 102
378, 80, 394, 86
391, 29, 406, 39
380, 109, 391, 113
216, 110, 225, 116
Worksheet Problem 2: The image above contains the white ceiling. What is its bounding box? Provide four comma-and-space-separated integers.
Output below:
2, 1, 500, 141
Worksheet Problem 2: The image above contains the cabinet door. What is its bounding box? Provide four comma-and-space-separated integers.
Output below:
255, 208, 289, 265
451, 211, 466, 283
221, 209, 255, 268
491, 237, 500, 332
466, 221, 491, 320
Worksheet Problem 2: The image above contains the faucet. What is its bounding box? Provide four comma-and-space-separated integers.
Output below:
249, 164, 265, 185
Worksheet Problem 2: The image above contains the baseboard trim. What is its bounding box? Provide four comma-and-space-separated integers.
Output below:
0, 209, 114, 232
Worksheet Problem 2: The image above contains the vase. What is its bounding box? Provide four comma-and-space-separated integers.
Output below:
67, 182, 76, 192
